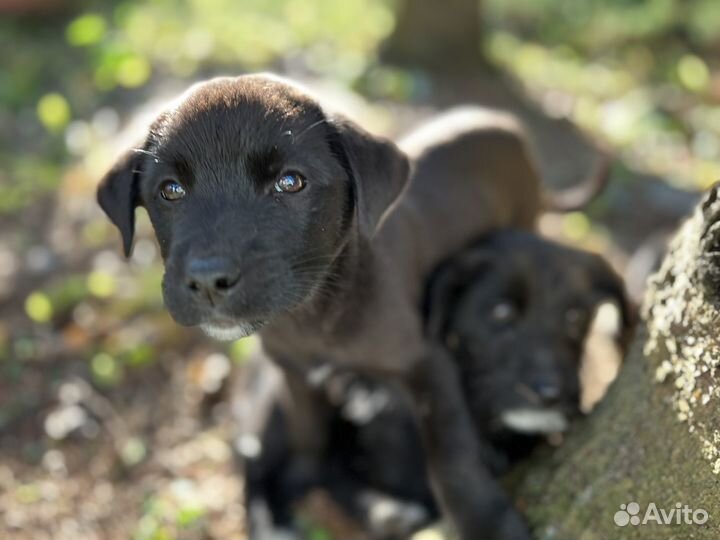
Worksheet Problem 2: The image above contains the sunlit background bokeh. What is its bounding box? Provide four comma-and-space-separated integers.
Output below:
2, 0, 720, 539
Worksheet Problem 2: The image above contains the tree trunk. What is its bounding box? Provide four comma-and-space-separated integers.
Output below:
512, 189, 720, 539
380, 0, 488, 72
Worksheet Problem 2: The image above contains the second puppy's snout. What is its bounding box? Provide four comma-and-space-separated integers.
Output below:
530, 379, 562, 405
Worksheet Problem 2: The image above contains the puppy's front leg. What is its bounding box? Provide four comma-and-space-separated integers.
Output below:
407, 345, 533, 540
277, 361, 342, 497
279, 365, 332, 458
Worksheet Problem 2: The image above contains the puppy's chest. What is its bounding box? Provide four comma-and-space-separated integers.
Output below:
261, 267, 423, 373
261, 303, 384, 366
260, 323, 365, 369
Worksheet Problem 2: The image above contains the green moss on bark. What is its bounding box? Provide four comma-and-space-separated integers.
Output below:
514, 201, 720, 539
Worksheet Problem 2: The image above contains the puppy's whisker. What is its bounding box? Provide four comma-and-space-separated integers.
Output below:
288, 247, 354, 266
291, 269, 345, 287
294, 118, 329, 142
232, 247, 337, 269
132, 148, 161, 160
297, 255, 339, 267
291, 259, 341, 271
276, 274, 342, 300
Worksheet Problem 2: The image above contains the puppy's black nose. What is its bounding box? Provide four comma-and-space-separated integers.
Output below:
186, 257, 240, 300
532, 382, 561, 405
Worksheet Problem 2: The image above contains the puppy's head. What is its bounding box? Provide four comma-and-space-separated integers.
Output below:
97, 75, 409, 340
425, 230, 633, 436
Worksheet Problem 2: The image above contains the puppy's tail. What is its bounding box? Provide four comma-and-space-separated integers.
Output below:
544, 151, 611, 212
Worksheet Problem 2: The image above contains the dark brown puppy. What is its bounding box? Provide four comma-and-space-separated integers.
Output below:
239, 230, 632, 539
98, 74, 572, 539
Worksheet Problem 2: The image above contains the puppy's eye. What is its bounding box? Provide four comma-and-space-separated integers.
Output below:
160, 180, 186, 201
566, 308, 586, 325
566, 308, 587, 338
275, 172, 305, 193
491, 301, 517, 324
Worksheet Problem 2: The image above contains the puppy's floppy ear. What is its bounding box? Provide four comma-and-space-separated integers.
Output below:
97, 146, 144, 258
329, 115, 410, 236
587, 254, 636, 346
424, 249, 493, 340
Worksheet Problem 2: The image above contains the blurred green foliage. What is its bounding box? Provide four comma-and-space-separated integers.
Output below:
485, 0, 720, 188
486, 0, 720, 49
4, 0, 720, 217
3, 0, 720, 219
1, 0, 397, 214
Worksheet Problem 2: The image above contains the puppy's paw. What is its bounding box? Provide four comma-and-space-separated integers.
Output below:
247, 500, 301, 540
410, 522, 452, 540
361, 492, 429, 538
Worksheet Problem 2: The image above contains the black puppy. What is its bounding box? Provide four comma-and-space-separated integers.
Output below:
424, 231, 632, 451
97, 74, 604, 539
238, 230, 633, 539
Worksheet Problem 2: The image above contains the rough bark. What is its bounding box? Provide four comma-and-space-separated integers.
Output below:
511, 189, 720, 539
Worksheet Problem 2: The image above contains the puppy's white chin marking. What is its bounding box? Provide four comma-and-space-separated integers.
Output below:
501, 408, 568, 434
200, 323, 254, 341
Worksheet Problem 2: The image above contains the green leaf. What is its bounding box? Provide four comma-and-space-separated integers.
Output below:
36, 93, 71, 133
66, 14, 107, 46
25, 292, 53, 323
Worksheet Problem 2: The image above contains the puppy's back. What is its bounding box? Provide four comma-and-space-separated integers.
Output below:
399, 107, 525, 157
382, 107, 543, 284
